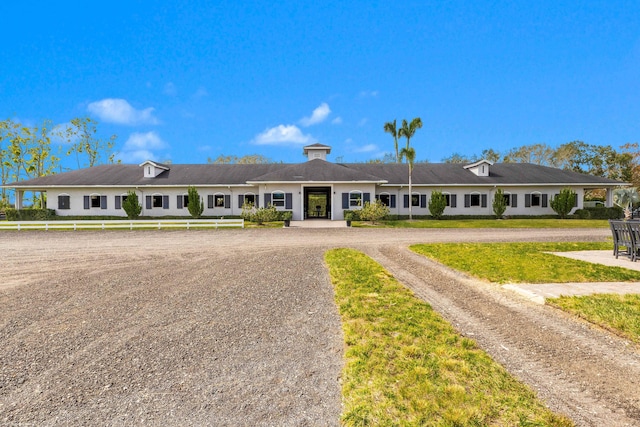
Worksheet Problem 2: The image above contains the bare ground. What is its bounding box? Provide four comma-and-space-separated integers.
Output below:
1, 227, 639, 426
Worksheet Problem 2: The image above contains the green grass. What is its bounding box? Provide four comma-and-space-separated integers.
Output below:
325, 248, 573, 426
410, 242, 640, 284
548, 294, 640, 343
354, 219, 608, 228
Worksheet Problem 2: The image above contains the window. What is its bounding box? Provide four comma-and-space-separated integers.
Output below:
215, 195, 225, 207
90, 195, 101, 208
503, 193, 511, 206
531, 193, 541, 206
350, 192, 362, 207
470, 194, 480, 207
244, 194, 255, 205
379, 194, 390, 206
272, 192, 285, 207
177, 194, 189, 208
444, 194, 451, 206
58, 195, 70, 210
153, 195, 163, 208
411, 194, 420, 207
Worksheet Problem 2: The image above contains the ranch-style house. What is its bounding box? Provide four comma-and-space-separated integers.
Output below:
5, 143, 625, 221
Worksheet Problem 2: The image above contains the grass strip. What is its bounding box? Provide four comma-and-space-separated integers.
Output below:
410, 242, 640, 284
355, 219, 608, 228
548, 294, 640, 343
325, 248, 572, 426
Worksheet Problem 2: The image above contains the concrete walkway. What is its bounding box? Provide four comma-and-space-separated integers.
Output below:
504, 250, 640, 303
289, 220, 347, 228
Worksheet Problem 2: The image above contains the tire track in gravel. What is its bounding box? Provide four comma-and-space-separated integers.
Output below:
362, 244, 640, 427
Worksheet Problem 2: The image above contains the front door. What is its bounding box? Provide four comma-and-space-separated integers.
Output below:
304, 187, 331, 219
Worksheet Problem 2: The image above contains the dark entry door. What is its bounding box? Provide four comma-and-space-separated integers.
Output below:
304, 187, 331, 219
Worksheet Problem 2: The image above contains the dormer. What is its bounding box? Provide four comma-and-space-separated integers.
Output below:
464, 159, 493, 177
303, 143, 331, 161
140, 160, 170, 178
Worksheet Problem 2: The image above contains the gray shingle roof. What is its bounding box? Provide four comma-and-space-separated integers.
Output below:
6, 160, 624, 188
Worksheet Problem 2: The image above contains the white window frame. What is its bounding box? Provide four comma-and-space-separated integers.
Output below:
58, 193, 71, 210
349, 191, 362, 207
530, 192, 542, 207
152, 194, 164, 208
272, 191, 285, 207
469, 192, 481, 207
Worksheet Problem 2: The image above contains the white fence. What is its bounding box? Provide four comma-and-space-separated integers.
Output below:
0, 219, 244, 231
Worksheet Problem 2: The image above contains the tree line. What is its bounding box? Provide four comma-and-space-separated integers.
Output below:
0, 117, 117, 207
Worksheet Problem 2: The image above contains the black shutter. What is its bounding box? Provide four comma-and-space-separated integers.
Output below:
285, 193, 292, 209
342, 193, 349, 209
573, 193, 578, 207
146, 195, 152, 209
451, 194, 457, 208
100, 195, 107, 209
256, 195, 260, 208
84, 196, 90, 210
464, 194, 470, 208
224, 195, 231, 209
481, 194, 487, 208
115, 196, 121, 210
265, 194, 271, 206
420, 194, 427, 208
177, 195, 183, 209
390, 194, 396, 208
363, 193, 370, 204
511, 194, 517, 208
404, 194, 409, 208
208, 195, 214, 209
525, 194, 531, 207
163, 195, 169, 209
542, 194, 548, 208
239, 195, 244, 208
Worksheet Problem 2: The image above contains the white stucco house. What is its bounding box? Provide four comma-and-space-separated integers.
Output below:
4, 143, 624, 220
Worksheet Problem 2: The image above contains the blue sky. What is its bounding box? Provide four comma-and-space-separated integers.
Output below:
2, 1, 640, 167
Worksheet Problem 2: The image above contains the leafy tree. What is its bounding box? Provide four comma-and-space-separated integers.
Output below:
383, 119, 400, 163
492, 188, 507, 218
476, 148, 502, 163
504, 143, 554, 165
400, 147, 416, 220
366, 152, 396, 164
187, 186, 204, 218
442, 153, 471, 164
122, 190, 142, 219
208, 154, 275, 164
359, 199, 390, 224
60, 117, 117, 168
398, 117, 423, 152
613, 187, 640, 220
550, 188, 577, 219
428, 190, 447, 219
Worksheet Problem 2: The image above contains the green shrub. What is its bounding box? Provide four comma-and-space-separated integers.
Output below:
122, 190, 142, 219
187, 186, 204, 218
343, 209, 361, 221
5, 208, 56, 221
550, 188, 577, 219
280, 210, 293, 221
242, 203, 278, 224
428, 190, 447, 219
492, 188, 507, 218
358, 199, 390, 224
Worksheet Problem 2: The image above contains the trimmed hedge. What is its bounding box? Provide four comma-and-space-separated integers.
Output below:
573, 207, 622, 220
5, 209, 57, 221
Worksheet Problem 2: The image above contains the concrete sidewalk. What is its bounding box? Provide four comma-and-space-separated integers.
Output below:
504, 250, 640, 303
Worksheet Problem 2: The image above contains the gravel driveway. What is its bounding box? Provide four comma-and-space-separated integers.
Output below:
1, 227, 638, 426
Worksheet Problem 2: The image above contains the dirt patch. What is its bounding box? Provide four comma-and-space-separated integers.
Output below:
1, 227, 636, 426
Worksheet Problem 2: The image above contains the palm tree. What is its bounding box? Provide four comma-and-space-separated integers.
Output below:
613, 187, 640, 219
398, 117, 423, 151
400, 147, 416, 220
383, 119, 400, 163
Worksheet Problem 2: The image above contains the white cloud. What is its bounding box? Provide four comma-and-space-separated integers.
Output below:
117, 131, 168, 163
193, 86, 208, 98
358, 118, 368, 127
163, 82, 177, 96
253, 124, 315, 146
87, 98, 159, 126
331, 116, 343, 125
354, 144, 378, 153
358, 90, 379, 98
299, 102, 331, 127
